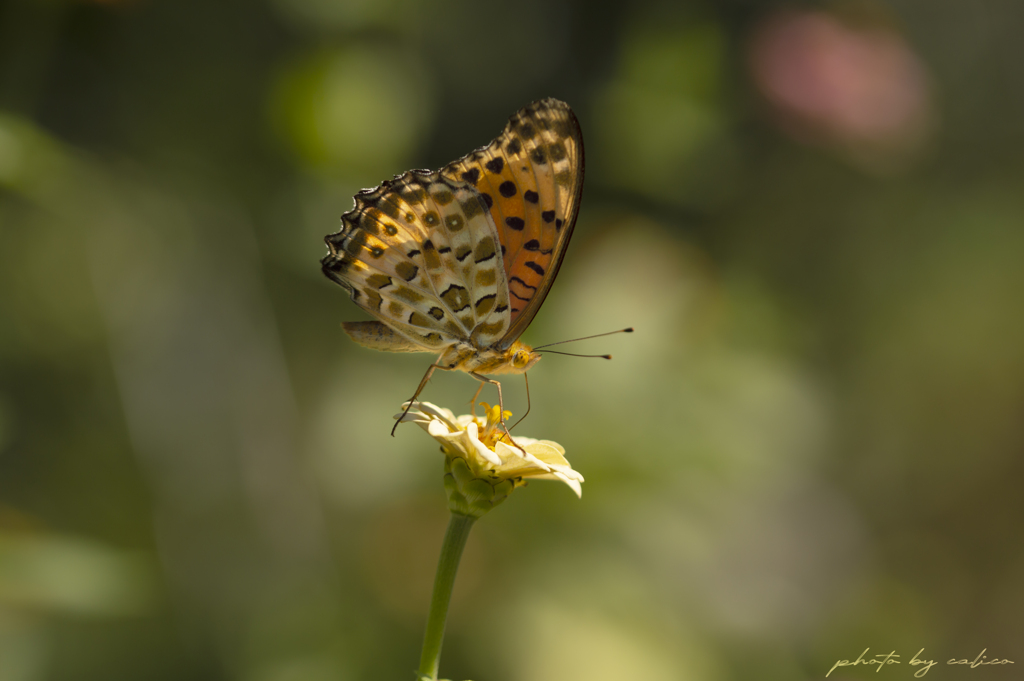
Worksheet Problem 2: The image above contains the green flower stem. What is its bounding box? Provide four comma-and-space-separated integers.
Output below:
418, 511, 476, 681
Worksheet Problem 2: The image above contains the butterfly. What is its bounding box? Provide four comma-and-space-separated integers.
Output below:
321, 98, 584, 434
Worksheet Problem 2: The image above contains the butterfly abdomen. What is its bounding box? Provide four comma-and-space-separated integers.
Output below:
343, 321, 432, 353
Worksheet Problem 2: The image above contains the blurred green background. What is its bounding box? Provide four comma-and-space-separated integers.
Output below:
2, 0, 1023, 679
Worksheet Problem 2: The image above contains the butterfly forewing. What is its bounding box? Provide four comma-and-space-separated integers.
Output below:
322, 170, 511, 350
440, 98, 584, 349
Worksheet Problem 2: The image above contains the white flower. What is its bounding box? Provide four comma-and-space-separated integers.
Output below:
395, 401, 584, 516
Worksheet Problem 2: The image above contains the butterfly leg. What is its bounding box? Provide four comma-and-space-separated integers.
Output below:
392, 363, 452, 436
469, 381, 485, 419
469, 372, 526, 454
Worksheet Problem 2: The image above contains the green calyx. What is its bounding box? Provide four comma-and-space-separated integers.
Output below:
442, 455, 517, 518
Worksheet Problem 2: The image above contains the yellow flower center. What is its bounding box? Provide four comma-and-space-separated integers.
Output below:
476, 403, 512, 449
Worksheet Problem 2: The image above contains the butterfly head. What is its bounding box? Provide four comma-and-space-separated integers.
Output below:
508, 341, 541, 372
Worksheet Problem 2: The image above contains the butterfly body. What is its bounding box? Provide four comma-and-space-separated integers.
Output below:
435, 339, 541, 375
322, 98, 582, 419
341, 320, 539, 375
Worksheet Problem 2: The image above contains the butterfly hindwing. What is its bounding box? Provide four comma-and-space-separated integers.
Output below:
441, 98, 584, 350
322, 170, 511, 351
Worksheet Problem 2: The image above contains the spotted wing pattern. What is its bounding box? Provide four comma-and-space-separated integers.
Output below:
322, 170, 512, 350
440, 98, 584, 350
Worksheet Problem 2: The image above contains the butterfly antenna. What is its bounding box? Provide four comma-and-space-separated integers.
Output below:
534, 327, 633, 350
538, 350, 613, 359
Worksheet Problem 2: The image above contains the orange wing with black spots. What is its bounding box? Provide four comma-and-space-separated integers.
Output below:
440, 98, 584, 351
